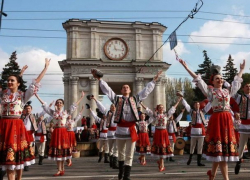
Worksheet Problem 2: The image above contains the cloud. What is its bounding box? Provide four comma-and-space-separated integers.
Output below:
163, 40, 189, 65
0, 48, 10, 69
189, 15, 250, 50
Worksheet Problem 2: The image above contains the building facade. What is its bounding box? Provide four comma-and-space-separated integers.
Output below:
59, 19, 171, 125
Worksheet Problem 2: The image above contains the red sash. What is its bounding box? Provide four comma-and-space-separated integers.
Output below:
241, 119, 250, 125
101, 130, 108, 133
192, 123, 205, 135
108, 127, 117, 131
118, 120, 138, 142
36, 133, 45, 143
168, 133, 176, 143
27, 130, 34, 142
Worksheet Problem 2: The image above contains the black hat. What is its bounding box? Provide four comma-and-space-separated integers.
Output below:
87, 94, 94, 101
91, 68, 103, 78
85, 104, 90, 109
210, 64, 221, 75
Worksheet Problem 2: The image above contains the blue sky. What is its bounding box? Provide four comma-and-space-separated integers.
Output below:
1, 0, 250, 113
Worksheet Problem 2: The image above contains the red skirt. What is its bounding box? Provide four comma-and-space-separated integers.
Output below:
204, 111, 239, 162
48, 127, 71, 161
151, 129, 173, 158
136, 132, 151, 154
67, 131, 77, 148
0, 118, 35, 170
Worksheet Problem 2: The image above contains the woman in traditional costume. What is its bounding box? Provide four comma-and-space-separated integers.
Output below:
142, 97, 182, 171
179, 59, 245, 180
0, 59, 50, 180
35, 92, 84, 176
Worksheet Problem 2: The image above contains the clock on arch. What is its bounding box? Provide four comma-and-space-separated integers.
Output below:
104, 38, 128, 60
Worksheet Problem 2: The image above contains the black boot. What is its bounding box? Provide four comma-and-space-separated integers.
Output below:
104, 153, 110, 163
24, 166, 29, 171
118, 161, 124, 180
0, 170, 6, 180
113, 156, 119, 169
187, 154, 193, 165
98, 152, 103, 163
109, 155, 113, 168
123, 165, 131, 180
197, 154, 205, 166
235, 159, 242, 174
169, 157, 175, 162
39, 155, 44, 165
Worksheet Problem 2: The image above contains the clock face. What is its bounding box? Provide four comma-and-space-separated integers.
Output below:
104, 38, 128, 60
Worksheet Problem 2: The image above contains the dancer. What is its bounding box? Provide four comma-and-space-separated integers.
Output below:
23, 102, 38, 171
143, 97, 182, 171
233, 82, 250, 174
66, 105, 84, 167
35, 91, 84, 176
167, 108, 185, 162
91, 69, 162, 180
179, 59, 245, 180
182, 98, 211, 166
35, 111, 47, 165
0, 59, 50, 180
88, 106, 110, 163
134, 107, 153, 165
91, 96, 119, 169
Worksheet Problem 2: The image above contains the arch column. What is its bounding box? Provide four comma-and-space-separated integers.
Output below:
154, 80, 161, 108
70, 76, 79, 117
89, 77, 98, 126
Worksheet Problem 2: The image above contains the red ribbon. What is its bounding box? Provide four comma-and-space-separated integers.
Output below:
26, 130, 34, 142
241, 119, 250, 125
36, 133, 45, 143
118, 119, 138, 142
101, 130, 108, 133
168, 132, 176, 143
192, 123, 205, 135
108, 126, 117, 131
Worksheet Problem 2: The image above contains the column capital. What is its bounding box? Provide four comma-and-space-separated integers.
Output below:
89, 76, 97, 85
70, 76, 79, 85
62, 77, 69, 83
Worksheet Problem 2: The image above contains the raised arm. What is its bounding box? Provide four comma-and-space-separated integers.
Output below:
89, 108, 101, 123
91, 96, 108, 115
230, 60, 245, 97
238, 60, 245, 78
179, 59, 198, 79
19, 65, 28, 77
173, 97, 182, 109
137, 70, 162, 101
182, 98, 191, 113
74, 106, 84, 123
75, 91, 85, 106
35, 58, 50, 83
175, 108, 185, 123
35, 93, 54, 116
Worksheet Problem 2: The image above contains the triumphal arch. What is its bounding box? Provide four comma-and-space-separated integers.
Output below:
59, 19, 171, 125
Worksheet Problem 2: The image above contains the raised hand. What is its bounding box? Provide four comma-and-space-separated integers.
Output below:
153, 70, 163, 82
240, 59, 245, 70
20, 65, 28, 76
49, 100, 55, 107
81, 91, 85, 98
45, 58, 51, 68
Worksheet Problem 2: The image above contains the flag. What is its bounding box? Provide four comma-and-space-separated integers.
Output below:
169, 31, 177, 50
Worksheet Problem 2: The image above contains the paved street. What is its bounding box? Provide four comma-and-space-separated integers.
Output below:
5, 153, 250, 180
